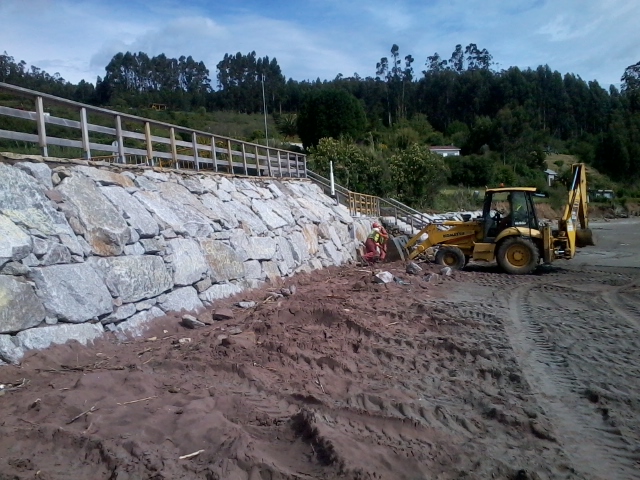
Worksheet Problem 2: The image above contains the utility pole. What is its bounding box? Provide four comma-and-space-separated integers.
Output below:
261, 74, 269, 147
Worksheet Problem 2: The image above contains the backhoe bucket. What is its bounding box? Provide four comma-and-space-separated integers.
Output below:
576, 228, 595, 248
385, 236, 409, 262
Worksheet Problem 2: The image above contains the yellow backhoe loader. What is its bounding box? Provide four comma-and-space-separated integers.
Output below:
390, 163, 594, 274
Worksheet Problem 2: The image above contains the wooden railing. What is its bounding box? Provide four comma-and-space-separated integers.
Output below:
0, 82, 306, 178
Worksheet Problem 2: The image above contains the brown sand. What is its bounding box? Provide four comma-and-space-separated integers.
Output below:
1, 226, 639, 479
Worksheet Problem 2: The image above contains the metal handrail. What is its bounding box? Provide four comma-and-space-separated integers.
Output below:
0, 82, 306, 178
307, 169, 432, 232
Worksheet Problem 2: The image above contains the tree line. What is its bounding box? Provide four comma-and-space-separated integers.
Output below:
1, 46, 639, 190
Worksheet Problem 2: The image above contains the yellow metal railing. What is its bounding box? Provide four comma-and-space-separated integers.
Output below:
348, 191, 380, 217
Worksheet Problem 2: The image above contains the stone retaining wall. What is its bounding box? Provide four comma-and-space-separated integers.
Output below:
0, 154, 372, 364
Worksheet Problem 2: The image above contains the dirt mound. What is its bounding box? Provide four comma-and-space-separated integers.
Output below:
0, 264, 582, 479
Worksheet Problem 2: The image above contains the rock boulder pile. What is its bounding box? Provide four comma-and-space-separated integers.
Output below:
0, 156, 371, 364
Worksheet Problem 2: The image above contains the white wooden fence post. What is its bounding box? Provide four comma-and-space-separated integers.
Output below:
115, 115, 125, 163
80, 107, 90, 159
35, 96, 48, 157
192, 132, 199, 171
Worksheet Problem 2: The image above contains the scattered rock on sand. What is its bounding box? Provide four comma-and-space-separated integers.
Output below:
181, 315, 206, 329
406, 261, 423, 275
373, 271, 394, 284
212, 307, 234, 321
441, 266, 453, 276
236, 301, 257, 309
425, 273, 441, 284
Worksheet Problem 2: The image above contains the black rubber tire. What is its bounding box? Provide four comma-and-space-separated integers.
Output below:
496, 237, 540, 275
435, 246, 466, 270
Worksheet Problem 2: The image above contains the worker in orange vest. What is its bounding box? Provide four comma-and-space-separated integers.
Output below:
362, 222, 389, 263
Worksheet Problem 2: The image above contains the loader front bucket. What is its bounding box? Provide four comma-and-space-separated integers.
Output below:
385, 236, 409, 262
576, 228, 595, 248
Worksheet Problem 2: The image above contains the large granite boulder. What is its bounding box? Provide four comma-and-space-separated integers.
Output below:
199, 239, 245, 282
30, 264, 113, 322
0, 276, 46, 333
17, 323, 104, 351
134, 190, 213, 237
289, 230, 311, 262
199, 283, 244, 303
115, 306, 165, 338
90, 255, 172, 303
15, 162, 53, 189
0, 163, 73, 236
0, 335, 24, 364
167, 238, 208, 286
158, 286, 203, 313
251, 199, 288, 230
0, 215, 31, 266
200, 194, 238, 228
100, 186, 159, 238
224, 201, 268, 234
247, 236, 277, 260
57, 174, 130, 256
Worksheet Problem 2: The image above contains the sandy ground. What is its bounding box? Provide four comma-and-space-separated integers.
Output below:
0, 220, 639, 480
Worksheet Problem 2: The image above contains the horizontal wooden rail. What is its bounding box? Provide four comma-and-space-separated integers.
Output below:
0, 82, 306, 178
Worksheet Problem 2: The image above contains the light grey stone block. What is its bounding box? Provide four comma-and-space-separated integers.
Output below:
0, 335, 24, 364
114, 307, 164, 338
158, 286, 203, 313
134, 189, 212, 238
0, 275, 46, 333
167, 238, 208, 286
251, 199, 288, 229
0, 164, 71, 235
57, 174, 129, 256
124, 242, 145, 256
0, 261, 30, 276
15, 162, 53, 189
290, 230, 311, 262
90, 255, 172, 304
58, 233, 84, 256
243, 260, 263, 280
199, 239, 245, 282
224, 201, 268, 234
217, 177, 236, 192
101, 303, 137, 324
140, 237, 165, 254
261, 261, 281, 283
199, 283, 244, 302
31, 264, 113, 322
277, 237, 297, 270
0, 215, 31, 266
41, 243, 71, 266
101, 186, 160, 238
17, 323, 104, 351
247, 236, 277, 260
200, 194, 238, 228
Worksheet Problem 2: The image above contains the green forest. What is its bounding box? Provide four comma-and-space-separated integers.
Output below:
1, 44, 639, 208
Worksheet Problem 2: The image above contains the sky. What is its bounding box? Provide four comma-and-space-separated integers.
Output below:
1, 0, 638, 89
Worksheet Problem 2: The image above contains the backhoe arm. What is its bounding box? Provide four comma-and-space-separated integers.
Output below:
559, 163, 593, 255
562, 163, 589, 230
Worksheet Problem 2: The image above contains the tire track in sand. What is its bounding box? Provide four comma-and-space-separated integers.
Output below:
506, 284, 640, 480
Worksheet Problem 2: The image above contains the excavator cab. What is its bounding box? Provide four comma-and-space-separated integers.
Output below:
482, 189, 540, 242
